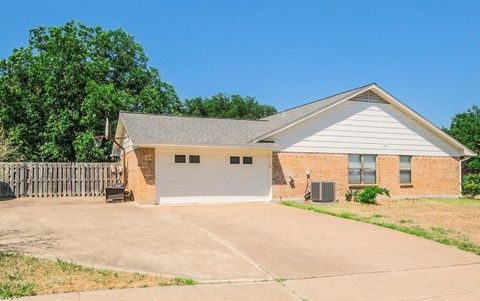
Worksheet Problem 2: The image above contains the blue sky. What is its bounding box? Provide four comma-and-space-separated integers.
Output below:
1, 0, 479, 127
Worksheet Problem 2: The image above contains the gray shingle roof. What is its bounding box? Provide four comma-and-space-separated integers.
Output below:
254, 84, 369, 141
120, 84, 372, 146
120, 113, 273, 146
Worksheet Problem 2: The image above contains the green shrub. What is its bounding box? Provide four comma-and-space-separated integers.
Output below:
356, 186, 390, 204
344, 190, 359, 202
464, 174, 480, 183
462, 174, 480, 198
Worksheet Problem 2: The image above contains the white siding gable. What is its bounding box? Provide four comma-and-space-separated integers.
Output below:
268, 100, 461, 157
122, 135, 134, 153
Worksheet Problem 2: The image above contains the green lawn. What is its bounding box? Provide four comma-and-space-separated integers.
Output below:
0, 252, 195, 298
281, 199, 480, 256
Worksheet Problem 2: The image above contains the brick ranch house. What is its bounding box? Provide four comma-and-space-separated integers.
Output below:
112, 83, 475, 205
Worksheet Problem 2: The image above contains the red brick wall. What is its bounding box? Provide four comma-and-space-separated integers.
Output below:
123, 148, 155, 204
379, 155, 460, 198
272, 152, 460, 200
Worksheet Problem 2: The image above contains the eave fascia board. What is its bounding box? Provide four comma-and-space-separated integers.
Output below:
133, 141, 277, 150
111, 115, 126, 155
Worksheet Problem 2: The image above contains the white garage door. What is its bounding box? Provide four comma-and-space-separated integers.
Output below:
155, 148, 271, 204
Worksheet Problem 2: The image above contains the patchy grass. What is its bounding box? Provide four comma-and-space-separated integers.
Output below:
0, 252, 195, 298
425, 197, 480, 206
281, 200, 480, 256
290, 198, 480, 244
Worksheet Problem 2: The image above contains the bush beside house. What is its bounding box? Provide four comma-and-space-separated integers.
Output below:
345, 186, 390, 204
462, 174, 480, 198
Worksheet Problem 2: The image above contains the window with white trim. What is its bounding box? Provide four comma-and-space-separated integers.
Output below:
348, 154, 376, 184
399, 155, 412, 184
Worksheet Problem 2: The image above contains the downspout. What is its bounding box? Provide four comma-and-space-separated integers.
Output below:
458, 156, 470, 197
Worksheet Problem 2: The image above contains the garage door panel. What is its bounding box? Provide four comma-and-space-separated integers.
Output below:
156, 150, 270, 202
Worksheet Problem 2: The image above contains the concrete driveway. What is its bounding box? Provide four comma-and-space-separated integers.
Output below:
1, 198, 480, 301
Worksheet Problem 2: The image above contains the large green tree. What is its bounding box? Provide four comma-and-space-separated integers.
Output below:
182, 94, 276, 120
0, 125, 20, 162
446, 105, 480, 171
0, 21, 180, 162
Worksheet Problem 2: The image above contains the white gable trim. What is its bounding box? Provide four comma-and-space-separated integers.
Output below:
111, 117, 125, 156
112, 114, 134, 155
370, 85, 475, 157
257, 84, 475, 157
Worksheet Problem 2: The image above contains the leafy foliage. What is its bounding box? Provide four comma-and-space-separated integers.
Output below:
0, 22, 277, 162
357, 186, 390, 204
0, 21, 180, 162
182, 93, 276, 120
462, 174, 480, 198
345, 186, 390, 204
445, 105, 480, 172
0, 125, 22, 161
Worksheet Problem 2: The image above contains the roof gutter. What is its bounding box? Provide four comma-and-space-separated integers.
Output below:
133, 141, 277, 150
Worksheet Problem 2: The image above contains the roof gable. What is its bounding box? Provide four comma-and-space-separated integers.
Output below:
268, 100, 462, 156
114, 83, 475, 157
255, 84, 475, 156
249, 84, 374, 142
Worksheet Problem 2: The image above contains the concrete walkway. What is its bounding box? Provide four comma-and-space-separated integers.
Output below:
1, 198, 479, 300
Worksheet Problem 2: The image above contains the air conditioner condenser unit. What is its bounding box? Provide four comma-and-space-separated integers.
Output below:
311, 182, 336, 202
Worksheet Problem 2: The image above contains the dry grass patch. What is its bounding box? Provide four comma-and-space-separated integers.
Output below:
282, 198, 480, 256
0, 252, 195, 298
327, 198, 480, 244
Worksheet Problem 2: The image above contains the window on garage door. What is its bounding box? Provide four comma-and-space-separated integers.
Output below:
175, 155, 186, 163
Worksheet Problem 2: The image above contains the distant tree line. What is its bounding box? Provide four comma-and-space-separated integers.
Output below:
443, 106, 480, 198
444, 105, 480, 173
0, 22, 276, 162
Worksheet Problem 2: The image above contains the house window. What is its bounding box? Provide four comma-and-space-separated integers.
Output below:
230, 156, 240, 164
174, 155, 186, 163
399, 155, 412, 184
348, 154, 376, 184
243, 156, 253, 164
189, 155, 200, 164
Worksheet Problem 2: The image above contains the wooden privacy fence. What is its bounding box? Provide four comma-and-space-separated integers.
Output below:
0, 162, 120, 198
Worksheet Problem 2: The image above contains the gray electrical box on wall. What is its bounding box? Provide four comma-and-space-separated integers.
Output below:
311, 182, 336, 202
